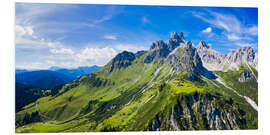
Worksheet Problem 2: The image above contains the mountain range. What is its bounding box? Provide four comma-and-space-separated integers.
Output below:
15, 65, 101, 89
15, 32, 258, 132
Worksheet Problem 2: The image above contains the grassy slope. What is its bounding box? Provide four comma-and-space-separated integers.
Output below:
214, 65, 258, 129
16, 56, 258, 132
215, 65, 258, 104
16, 54, 159, 132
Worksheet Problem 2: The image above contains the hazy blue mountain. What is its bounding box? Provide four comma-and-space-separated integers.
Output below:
15, 70, 74, 89
51, 65, 101, 79
15, 66, 101, 89
15, 69, 29, 74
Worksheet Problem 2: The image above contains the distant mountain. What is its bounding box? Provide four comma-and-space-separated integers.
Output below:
16, 32, 258, 132
196, 41, 257, 71
15, 69, 29, 74
51, 65, 101, 79
15, 66, 101, 89
15, 70, 74, 89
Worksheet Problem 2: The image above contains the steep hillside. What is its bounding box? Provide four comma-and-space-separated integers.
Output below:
15, 83, 51, 112
15, 32, 258, 133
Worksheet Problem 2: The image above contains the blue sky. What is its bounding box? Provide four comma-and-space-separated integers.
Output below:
15, 3, 258, 69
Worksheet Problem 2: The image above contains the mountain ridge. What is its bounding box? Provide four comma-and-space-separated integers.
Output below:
15, 32, 258, 132
196, 41, 257, 71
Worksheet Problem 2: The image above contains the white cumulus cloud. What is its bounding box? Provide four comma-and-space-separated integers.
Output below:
77, 47, 117, 62
15, 25, 34, 37
202, 27, 212, 33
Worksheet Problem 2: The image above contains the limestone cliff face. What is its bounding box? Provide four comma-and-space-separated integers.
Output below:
196, 41, 257, 71
196, 41, 226, 71
225, 46, 257, 70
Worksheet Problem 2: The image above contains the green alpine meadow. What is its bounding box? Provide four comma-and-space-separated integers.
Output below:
15, 4, 258, 133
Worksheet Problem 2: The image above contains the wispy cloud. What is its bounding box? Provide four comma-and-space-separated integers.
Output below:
84, 15, 113, 28
50, 48, 74, 55
104, 35, 117, 40
15, 4, 78, 50
142, 16, 150, 24
193, 9, 257, 48
245, 26, 258, 36
227, 34, 241, 41
193, 10, 257, 36
193, 10, 241, 33
235, 42, 257, 48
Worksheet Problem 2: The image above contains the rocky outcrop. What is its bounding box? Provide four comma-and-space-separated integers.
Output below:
109, 51, 136, 72
238, 71, 253, 82
144, 32, 186, 63
225, 46, 257, 70
196, 41, 226, 71
144, 40, 170, 63
166, 41, 198, 80
166, 41, 216, 80
148, 93, 247, 131
166, 32, 185, 51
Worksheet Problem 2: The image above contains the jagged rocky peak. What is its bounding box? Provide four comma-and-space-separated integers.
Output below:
150, 40, 167, 50
166, 40, 213, 80
145, 32, 186, 63
197, 40, 212, 49
109, 51, 136, 72
197, 42, 257, 71
166, 32, 185, 51
181, 41, 193, 49
226, 46, 257, 69
149, 32, 185, 51
170, 32, 184, 41
227, 46, 255, 62
196, 41, 226, 71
